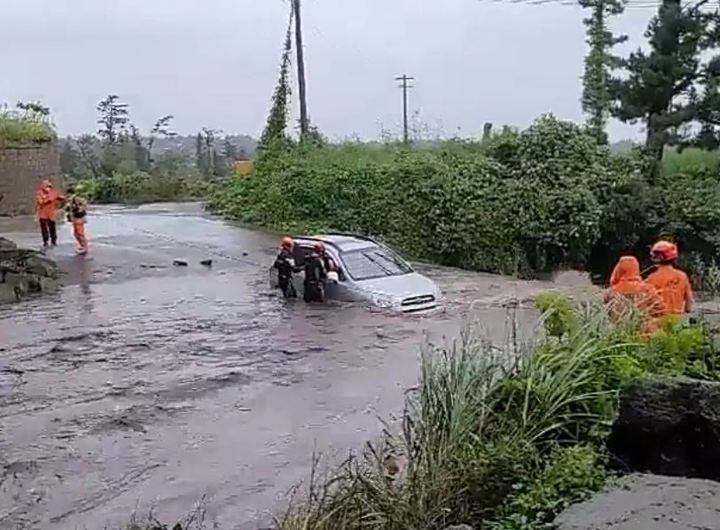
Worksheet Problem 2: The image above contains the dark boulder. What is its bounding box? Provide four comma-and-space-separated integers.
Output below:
0, 240, 59, 303
607, 377, 720, 480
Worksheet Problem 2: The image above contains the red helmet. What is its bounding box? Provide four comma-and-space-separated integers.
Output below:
281, 237, 294, 250
651, 240, 679, 262
313, 241, 326, 254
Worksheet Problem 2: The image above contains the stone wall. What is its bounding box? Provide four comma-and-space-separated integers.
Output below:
0, 144, 60, 216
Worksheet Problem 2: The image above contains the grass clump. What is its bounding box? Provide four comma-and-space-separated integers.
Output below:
275, 298, 719, 530
0, 104, 56, 145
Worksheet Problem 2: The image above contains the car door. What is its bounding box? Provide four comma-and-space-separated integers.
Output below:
326, 248, 360, 302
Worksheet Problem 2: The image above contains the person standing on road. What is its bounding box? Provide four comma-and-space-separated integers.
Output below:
646, 240, 694, 316
304, 242, 328, 303
64, 184, 89, 255
35, 179, 64, 247
274, 237, 298, 299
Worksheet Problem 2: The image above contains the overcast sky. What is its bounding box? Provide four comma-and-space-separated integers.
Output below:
0, 0, 657, 140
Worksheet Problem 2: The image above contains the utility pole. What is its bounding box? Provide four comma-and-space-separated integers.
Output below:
395, 74, 414, 144
293, 0, 309, 137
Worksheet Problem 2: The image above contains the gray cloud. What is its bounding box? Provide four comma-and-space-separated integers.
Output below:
0, 0, 655, 140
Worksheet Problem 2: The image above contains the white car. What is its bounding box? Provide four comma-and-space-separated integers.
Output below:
269, 233, 442, 313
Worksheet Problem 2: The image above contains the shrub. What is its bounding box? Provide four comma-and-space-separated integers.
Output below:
81, 172, 208, 204
0, 109, 56, 145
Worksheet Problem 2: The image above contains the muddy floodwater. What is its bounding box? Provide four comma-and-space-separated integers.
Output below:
0, 204, 594, 530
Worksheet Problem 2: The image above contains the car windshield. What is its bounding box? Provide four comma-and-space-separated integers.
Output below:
340, 246, 413, 281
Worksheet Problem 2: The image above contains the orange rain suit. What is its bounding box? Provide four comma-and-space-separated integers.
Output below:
604, 256, 665, 332
646, 264, 694, 315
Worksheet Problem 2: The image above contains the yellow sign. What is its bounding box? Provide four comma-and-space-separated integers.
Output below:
233, 160, 254, 176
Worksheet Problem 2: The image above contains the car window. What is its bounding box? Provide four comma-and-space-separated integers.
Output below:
340, 247, 413, 281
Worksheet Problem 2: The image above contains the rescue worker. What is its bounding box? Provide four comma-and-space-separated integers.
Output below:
273, 237, 298, 299
603, 256, 665, 332
35, 179, 64, 247
314, 241, 336, 273
64, 184, 89, 255
303, 241, 328, 303
646, 240, 694, 315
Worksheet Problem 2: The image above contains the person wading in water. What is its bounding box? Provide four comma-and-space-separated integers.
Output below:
303, 242, 328, 303
273, 237, 299, 299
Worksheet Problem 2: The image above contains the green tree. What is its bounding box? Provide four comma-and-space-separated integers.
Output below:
611, 0, 716, 176
76, 134, 102, 179
147, 115, 175, 164
195, 133, 207, 174
222, 138, 239, 162
685, 52, 720, 149
96, 95, 129, 145
59, 138, 80, 176
579, 0, 626, 144
258, 11, 294, 153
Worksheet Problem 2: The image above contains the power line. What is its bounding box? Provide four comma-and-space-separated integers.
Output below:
482, 0, 720, 8
395, 75, 414, 144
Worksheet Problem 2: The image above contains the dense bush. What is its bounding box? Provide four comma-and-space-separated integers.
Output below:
211, 116, 623, 276
82, 172, 209, 204
275, 299, 720, 530
209, 115, 720, 281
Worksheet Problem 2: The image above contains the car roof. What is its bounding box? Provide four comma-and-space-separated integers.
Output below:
295, 234, 378, 252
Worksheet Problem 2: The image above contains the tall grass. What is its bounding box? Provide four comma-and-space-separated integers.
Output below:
276, 308, 632, 530
276, 300, 718, 530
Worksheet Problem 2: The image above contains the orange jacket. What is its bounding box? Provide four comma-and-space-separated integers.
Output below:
604, 256, 665, 323
646, 265, 694, 315
36, 181, 63, 220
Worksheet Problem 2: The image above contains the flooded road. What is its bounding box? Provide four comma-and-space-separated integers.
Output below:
0, 204, 594, 530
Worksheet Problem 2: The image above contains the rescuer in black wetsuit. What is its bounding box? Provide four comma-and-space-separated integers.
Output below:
274, 237, 298, 299
303, 242, 328, 303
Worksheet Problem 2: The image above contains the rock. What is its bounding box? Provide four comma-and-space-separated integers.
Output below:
172, 259, 188, 267
0, 239, 59, 303
0, 237, 17, 250
607, 377, 720, 480
555, 473, 720, 530
200, 259, 213, 267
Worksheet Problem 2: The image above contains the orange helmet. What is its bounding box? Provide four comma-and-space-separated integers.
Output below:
313, 241, 326, 254
281, 236, 294, 250
651, 240, 678, 262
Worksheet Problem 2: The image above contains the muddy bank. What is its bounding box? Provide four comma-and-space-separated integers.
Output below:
0, 203, 595, 530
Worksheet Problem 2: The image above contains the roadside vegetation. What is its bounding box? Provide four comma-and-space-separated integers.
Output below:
208, 118, 720, 283
0, 102, 56, 145
275, 298, 719, 530
58, 95, 254, 204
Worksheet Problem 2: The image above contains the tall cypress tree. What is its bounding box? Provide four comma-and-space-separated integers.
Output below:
579, 0, 626, 145
258, 11, 294, 153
